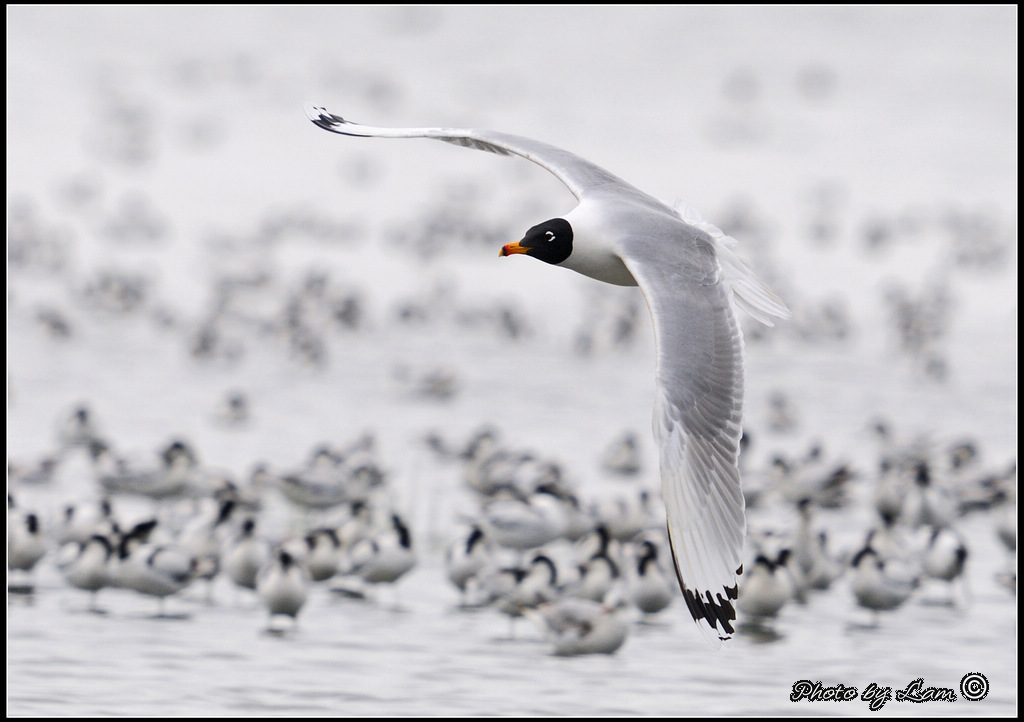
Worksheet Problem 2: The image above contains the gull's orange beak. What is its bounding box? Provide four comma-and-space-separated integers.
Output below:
499, 241, 529, 257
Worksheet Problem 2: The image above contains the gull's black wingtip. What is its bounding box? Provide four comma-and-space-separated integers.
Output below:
303, 103, 327, 128
303, 102, 344, 132
667, 522, 739, 647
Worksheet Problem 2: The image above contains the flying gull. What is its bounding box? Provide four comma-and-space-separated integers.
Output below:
304, 104, 790, 647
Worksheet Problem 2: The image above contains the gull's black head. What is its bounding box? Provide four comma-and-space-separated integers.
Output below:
500, 218, 572, 265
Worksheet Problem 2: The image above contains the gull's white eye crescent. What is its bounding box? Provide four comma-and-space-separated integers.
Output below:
545, 231, 555, 242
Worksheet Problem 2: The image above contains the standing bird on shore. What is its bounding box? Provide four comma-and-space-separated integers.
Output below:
9, 511, 49, 592
305, 105, 790, 647
346, 513, 417, 593
257, 548, 309, 627
850, 545, 918, 623
629, 539, 674, 616
57, 533, 115, 611
223, 517, 269, 593
445, 525, 490, 604
113, 540, 198, 617
737, 551, 794, 621
532, 597, 630, 656
921, 527, 969, 604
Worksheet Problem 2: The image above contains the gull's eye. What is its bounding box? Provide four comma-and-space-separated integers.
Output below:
545, 231, 556, 242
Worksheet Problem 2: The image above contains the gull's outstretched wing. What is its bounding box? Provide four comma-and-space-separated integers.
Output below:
618, 225, 747, 648
304, 104, 660, 210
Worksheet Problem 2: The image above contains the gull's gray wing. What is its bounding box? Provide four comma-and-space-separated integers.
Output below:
618, 224, 747, 648
304, 104, 662, 210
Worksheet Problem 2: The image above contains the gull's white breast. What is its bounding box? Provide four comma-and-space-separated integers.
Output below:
560, 202, 639, 287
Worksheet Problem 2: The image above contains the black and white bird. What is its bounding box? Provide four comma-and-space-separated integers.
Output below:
223, 517, 269, 592
57, 533, 115, 610
628, 538, 675, 616
8, 512, 49, 589
113, 539, 198, 616
89, 439, 201, 502
346, 513, 417, 589
902, 460, 956, 531
850, 545, 918, 621
493, 552, 562, 624
303, 527, 343, 583
921, 526, 969, 604
444, 525, 491, 603
737, 551, 794, 621
305, 105, 790, 647
566, 550, 621, 604
257, 548, 310, 626
177, 497, 236, 595
531, 597, 630, 656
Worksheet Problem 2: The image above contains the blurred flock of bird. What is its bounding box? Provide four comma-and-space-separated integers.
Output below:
7, 391, 1018, 656
9, 209, 1018, 656
8, 9, 1017, 663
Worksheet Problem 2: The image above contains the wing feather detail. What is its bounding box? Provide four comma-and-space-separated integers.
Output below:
304, 103, 662, 209
620, 229, 747, 648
